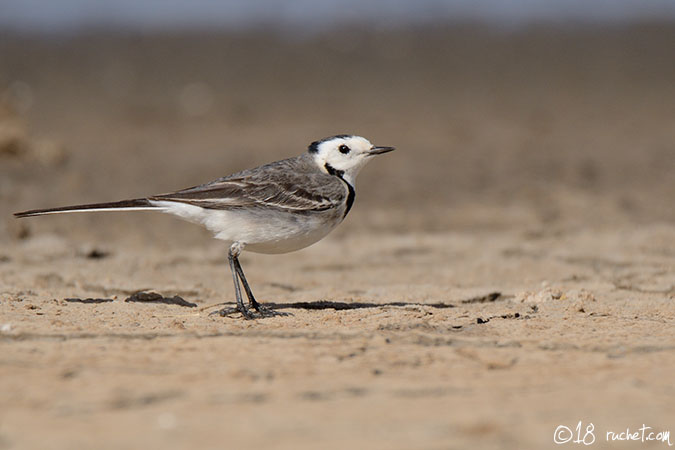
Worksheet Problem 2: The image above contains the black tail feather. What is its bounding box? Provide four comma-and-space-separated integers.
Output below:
14, 198, 154, 218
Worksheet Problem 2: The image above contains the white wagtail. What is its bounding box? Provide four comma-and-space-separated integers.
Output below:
14, 135, 394, 319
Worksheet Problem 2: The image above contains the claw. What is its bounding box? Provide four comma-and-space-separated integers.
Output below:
208, 303, 289, 320
251, 303, 292, 318
209, 305, 255, 320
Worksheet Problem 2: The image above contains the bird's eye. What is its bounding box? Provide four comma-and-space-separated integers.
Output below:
339, 144, 351, 154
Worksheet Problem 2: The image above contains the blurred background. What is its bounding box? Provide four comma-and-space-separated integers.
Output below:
1, 0, 674, 245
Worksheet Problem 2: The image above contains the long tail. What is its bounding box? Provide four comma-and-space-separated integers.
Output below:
14, 198, 158, 218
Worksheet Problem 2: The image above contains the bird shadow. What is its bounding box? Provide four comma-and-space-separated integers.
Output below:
64, 292, 503, 312
262, 300, 455, 311
262, 292, 502, 311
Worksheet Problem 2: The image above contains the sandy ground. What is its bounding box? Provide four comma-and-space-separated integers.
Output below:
1, 26, 674, 449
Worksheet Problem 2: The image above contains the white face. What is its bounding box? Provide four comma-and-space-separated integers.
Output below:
310, 135, 394, 185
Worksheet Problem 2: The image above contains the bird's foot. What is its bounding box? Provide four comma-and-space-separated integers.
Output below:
250, 302, 292, 318
209, 304, 255, 320
208, 303, 290, 319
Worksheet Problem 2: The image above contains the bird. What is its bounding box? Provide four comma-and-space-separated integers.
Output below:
14, 135, 395, 319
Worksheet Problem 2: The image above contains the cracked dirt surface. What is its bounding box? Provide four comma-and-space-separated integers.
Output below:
1, 27, 674, 449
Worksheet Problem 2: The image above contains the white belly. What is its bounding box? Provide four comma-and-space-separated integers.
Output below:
150, 200, 344, 254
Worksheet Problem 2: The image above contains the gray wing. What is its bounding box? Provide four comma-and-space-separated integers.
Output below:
150, 156, 346, 212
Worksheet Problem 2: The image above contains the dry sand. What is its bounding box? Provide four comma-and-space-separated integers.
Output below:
0, 26, 674, 449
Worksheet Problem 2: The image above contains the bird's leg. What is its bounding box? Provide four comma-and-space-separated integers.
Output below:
232, 250, 291, 318
232, 256, 260, 310
210, 245, 254, 319
228, 250, 255, 319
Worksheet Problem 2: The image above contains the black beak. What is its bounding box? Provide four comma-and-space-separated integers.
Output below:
368, 146, 395, 156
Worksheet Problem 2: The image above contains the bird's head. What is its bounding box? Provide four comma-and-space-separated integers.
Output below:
308, 135, 394, 185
